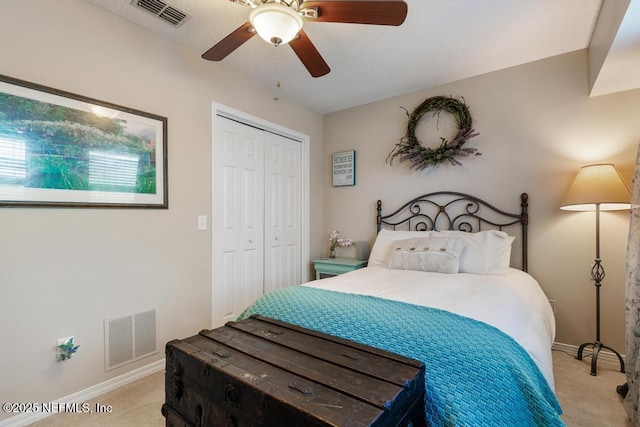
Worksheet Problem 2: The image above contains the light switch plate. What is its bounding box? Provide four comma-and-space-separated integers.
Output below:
197, 215, 207, 230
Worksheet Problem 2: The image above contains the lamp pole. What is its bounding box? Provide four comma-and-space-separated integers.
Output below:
594, 203, 603, 344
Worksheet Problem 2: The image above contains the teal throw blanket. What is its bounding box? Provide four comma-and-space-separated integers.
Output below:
238, 286, 563, 426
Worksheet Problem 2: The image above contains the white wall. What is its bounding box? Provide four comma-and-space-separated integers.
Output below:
323, 50, 640, 352
0, 0, 324, 421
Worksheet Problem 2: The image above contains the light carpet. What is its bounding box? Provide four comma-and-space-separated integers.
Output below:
28, 349, 631, 426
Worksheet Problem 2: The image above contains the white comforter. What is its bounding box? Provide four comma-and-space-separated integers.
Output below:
304, 266, 556, 390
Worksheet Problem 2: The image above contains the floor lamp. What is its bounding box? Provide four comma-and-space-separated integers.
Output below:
560, 163, 630, 376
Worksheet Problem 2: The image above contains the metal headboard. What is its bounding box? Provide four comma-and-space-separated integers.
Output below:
376, 192, 529, 271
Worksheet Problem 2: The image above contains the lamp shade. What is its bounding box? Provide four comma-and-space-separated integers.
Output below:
249, 3, 303, 46
560, 163, 631, 211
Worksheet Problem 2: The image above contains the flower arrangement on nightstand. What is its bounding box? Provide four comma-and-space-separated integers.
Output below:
314, 231, 365, 280
328, 230, 353, 259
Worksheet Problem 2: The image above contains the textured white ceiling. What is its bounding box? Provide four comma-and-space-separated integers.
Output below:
85, 0, 629, 114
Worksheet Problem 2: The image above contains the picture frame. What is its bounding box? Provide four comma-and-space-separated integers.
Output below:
332, 150, 356, 187
0, 74, 168, 208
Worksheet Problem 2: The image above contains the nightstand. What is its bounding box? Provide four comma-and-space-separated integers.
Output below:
313, 258, 368, 279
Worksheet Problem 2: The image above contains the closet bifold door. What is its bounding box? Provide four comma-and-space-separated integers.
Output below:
213, 116, 303, 327
213, 116, 265, 325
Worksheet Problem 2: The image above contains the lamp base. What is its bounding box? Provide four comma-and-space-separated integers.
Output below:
576, 341, 625, 376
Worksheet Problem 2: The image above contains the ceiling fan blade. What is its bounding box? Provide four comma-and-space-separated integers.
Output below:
202, 22, 256, 61
289, 30, 331, 78
302, 0, 407, 26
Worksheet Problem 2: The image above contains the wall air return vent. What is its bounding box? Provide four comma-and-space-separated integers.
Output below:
104, 309, 158, 371
131, 0, 189, 27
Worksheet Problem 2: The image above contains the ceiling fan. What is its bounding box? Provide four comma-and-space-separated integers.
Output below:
201, 0, 408, 78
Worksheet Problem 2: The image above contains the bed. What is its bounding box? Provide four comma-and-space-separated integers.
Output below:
238, 192, 562, 426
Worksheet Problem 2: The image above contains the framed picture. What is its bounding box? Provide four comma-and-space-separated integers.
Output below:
0, 74, 168, 208
332, 150, 356, 187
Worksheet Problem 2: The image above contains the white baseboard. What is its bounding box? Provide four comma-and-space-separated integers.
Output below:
553, 341, 627, 365
0, 359, 165, 427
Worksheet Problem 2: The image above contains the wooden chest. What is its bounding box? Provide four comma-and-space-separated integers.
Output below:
162, 315, 425, 427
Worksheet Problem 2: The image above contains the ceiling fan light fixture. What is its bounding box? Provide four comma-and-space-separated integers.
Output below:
249, 3, 303, 46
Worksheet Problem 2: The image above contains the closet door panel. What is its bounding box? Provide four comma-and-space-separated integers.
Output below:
264, 133, 301, 293
213, 117, 265, 324
240, 137, 265, 307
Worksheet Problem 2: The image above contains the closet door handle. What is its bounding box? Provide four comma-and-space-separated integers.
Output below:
275, 236, 279, 241
248, 238, 254, 243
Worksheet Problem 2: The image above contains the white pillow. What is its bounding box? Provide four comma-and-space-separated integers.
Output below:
440, 230, 515, 275
387, 237, 464, 274
370, 228, 515, 275
368, 229, 435, 267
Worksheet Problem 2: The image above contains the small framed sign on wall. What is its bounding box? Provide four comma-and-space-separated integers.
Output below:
332, 150, 356, 187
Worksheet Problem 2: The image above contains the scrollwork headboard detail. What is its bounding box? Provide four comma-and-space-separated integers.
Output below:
376, 192, 529, 271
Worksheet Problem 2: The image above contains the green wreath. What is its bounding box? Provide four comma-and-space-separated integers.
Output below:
387, 95, 480, 169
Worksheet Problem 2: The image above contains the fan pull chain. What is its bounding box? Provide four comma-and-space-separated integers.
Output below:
274, 47, 281, 101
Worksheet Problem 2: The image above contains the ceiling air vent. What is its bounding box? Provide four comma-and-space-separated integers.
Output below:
131, 0, 189, 27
